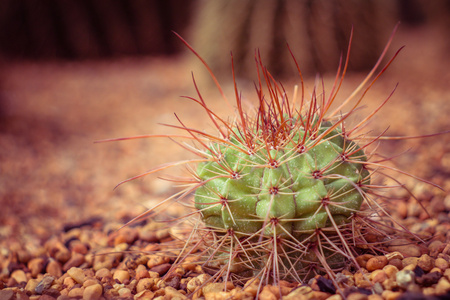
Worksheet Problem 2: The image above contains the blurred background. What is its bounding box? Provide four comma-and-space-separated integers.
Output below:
0, 0, 449, 75
0, 0, 449, 245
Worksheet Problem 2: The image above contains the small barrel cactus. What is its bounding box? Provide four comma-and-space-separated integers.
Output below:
107, 27, 443, 295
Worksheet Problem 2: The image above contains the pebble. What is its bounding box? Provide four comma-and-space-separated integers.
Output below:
150, 263, 171, 276
25, 279, 39, 293
417, 254, 435, 272
67, 267, 86, 284
388, 239, 421, 257
147, 255, 171, 269
366, 256, 388, 271
436, 257, 449, 270
63, 252, 85, 271
435, 277, 450, 294
113, 227, 138, 245
428, 240, 446, 257
356, 254, 374, 268
402, 257, 418, 269
258, 286, 277, 300
35, 276, 55, 294
381, 290, 402, 300
1, 289, 15, 300
113, 269, 130, 283
70, 240, 89, 255
370, 270, 387, 283
28, 257, 45, 277
354, 271, 371, 288
68, 287, 84, 298
135, 290, 155, 299
83, 283, 103, 300
396, 269, 415, 289
10, 269, 27, 283
164, 286, 187, 299
136, 278, 154, 293
383, 265, 399, 279
46, 259, 63, 277
346, 293, 368, 300
95, 267, 112, 280
388, 258, 403, 270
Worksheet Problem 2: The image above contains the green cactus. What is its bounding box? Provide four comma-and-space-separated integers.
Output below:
106, 27, 444, 296
195, 121, 370, 237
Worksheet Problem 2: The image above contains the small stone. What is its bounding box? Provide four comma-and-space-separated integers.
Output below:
428, 240, 446, 257
402, 257, 419, 269
118, 287, 132, 297
95, 268, 112, 279
150, 263, 171, 276
0, 290, 14, 300
435, 257, 449, 270
346, 293, 368, 300
114, 227, 138, 245
385, 251, 404, 261
396, 269, 415, 289
113, 269, 130, 283
381, 290, 402, 300
310, 291, 330, 300
382, 278, 397, 290
11, 269, 27, 283
388, 239, 421, 257
354, 271, 371, 288
370, 270, 387, 284
63, 276, 77, 290
83, 283, 103, 300
136, 278, 154, 293
28, 258, 45, 277
83, 278, 100, 287
366, 256, 388, 271
164, 286, 187, 299
70, 241, 89, 255
68, 287, 84, 298
67, 267, 86, 284
165, 275, 181, 290
383, 265, 399, 279
430, 267, 443, 274
417, 254, 435, 272
63, 252, 85, 271
416, 271, 442, 287
35, 276, 55, 294
356, 254, 374, 268
136, 269, 150, 281
258, 286, 277, 300
388, 258, 403, 270
203, 282, 234, 295
46, 259, 62, 278
135, 290, 155, 299
54, 247, 71, 263
25, 279, 39, 293
435, 277, 450, 295
147, 255, 171, 269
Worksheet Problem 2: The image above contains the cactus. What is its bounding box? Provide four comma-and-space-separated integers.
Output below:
103, 26, 446, 296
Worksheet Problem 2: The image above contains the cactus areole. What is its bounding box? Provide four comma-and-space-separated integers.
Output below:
194, 108, 370, 238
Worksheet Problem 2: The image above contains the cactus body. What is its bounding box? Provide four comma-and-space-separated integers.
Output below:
195, 122, 369, 237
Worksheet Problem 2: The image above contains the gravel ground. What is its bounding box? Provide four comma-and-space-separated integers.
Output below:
1, 25, 450, 299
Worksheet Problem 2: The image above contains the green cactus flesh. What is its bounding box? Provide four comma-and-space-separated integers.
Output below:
194, 121, 370, 238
